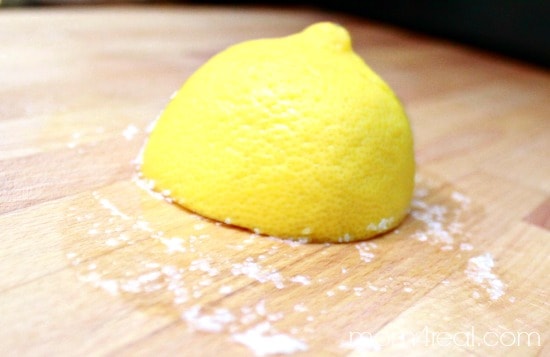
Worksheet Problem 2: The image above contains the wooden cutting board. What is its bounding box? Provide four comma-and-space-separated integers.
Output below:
1, 5, 549, 356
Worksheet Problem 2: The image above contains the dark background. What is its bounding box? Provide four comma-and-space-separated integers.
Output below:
3, 0, 549, 68
321, 0, 550, 69
204, 0, 550, 68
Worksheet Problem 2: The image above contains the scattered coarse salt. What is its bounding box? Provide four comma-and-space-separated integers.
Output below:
232, 322, 308, 356
70, 174, 486, 356
341, 233, 351, 242
268, 312, 284, 322
138, 271, 162, 284
290, 275, 311, 285
160, 237, 186, 254
193, 222, 206, 231
79, 272, 119, 295
122, 124, 139, 141
189, 258, 219, 276
231, 260, 284, 289
199, 279, 212, 287
219, 285, 233, 295
99, 198, 131, 220
183, 306, 235, 333
367, 283, 378, 292
410, 198, 455, 245
465, 253, 506, 301
460, 242, 474, 251
133, 219, 153, 233
255, 300, 266, 316
99, 280, 120, 295
451, 191, 471, 206
355, 242, 376, 263
133, 176, 171, 202
367, 217, 394, 232
227, 244, 245, 251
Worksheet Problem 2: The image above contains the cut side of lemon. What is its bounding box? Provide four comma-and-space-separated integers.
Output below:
141, 22, 415, 243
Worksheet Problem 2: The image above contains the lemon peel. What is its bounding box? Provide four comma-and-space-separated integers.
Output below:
141, 22, 415, 243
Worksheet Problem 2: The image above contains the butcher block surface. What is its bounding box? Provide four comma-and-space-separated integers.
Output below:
1, 5, 549, 356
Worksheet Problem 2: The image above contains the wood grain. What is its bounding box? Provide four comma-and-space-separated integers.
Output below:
1, 5, 549, 356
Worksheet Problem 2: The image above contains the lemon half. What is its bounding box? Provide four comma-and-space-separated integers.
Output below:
141, 22, 415, 243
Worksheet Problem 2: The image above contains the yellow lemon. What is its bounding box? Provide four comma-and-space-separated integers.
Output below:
141, 22, 415, 243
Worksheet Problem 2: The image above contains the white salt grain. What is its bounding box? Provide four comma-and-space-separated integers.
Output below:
290, 275, 311, 285
255, 300, 266, 316
460, 242, 474, 251
232, 322, 308, 356
219, 285, 233, 295
160, 237, 186, 254
267, 313, 283, 322
356, 242, 376, 263
183, 306, 235, 333
367, 217, 394, 232
193, 223, 206, 231
99, 198, 131, 220
231, 261, 284, 289
122, 124, 139, 141
465, 253, 506, 301
451, 191, 471, 206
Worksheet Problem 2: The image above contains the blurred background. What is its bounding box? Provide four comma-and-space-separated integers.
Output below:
2, 0, 549, 68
